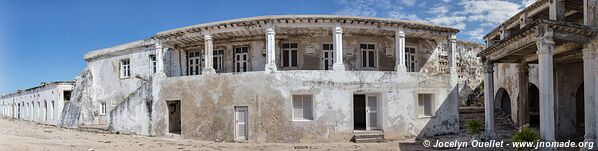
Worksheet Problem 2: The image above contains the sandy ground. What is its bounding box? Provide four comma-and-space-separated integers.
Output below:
0, 117, 438, 151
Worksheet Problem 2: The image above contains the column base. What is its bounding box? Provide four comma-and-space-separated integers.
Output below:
202, 68, 216, 74
395, 65, 407, 72
333, 63, 345, 71
265, 64, 277, 73
484, 131, 498, 141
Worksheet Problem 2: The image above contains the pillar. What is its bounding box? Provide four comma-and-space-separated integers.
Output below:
395, 28, 406, 72
154, 40, 167, 77
582, 44, 596, 143
333, 24, 345, 71
449, 34, 457, 74
203, 34, 215, 74
265, 24, 277, 72
483, 60, 497, 139
536, 29, 556, 142
518, 63, 529, 128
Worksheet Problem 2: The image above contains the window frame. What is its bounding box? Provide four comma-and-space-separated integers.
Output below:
416, 93, 435, 118
321, 43, 334, 70
187, 51, 201, 76
405, 46, 417, 72
99, 102, 107, 115
281, 43, 299, 69
233, 46, 250, 73
120, 59, 131, 79
149, 55, 157, 74
213, 49, 225, 72
291, 94, 314, 121
359, 43, 377, 70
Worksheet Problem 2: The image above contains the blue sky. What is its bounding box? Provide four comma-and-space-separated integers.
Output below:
0, 0, 535, 94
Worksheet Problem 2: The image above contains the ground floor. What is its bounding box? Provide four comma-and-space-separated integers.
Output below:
0, 117, 433, 151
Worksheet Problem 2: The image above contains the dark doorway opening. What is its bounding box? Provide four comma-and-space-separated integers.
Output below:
576, 84, 584, 132
529, 84, 540, 129
167, 100, 181, 134
354, 95, 366, 130
495, 88, 511, 114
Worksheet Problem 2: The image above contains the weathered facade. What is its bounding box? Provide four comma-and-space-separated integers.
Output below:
0, 81, 74, 126
3, 15, 484, 143
478, 0, 598, 144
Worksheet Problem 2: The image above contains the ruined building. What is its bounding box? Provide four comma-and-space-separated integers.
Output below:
2, 15, 483, 143
478, 0, 598, 143
0, 81, 74, 126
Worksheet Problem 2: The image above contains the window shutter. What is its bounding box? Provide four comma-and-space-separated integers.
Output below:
424, 95, 433, 116
283, 50, 290, 67
418, 94, 425, 116
303, 96, 312, 120
291, 50, 298, 67
293, 95, 303, 120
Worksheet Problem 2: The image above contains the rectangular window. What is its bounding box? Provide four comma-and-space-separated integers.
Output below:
282, 43, 298, 68
405, 47, 417, 72
187, 51, 201, 75
322, 44, 334, 70
100, 102, 107, 115
213, 50, 224, 72
150, 55, 157, 74
292, 95, 313, 121
417, 94, 434, 117
120, 59, 130, 78
234, 46, 249, 72
360, 44, 376, 68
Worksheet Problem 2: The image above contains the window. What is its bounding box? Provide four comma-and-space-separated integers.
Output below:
120, 59, 130, 78
322, 44, 334, 70
150, 55, 157, 74
213, 50, 224, 72
405, 47, 417, 72
282, 43, 298, 68
100, 102, 107, 115
63, 91, 71, 102
417, 94, 434, 117
360, 44, 376, 68
187, 51, 201, 75
292, 95, 313, 121
234, 46, 249, 72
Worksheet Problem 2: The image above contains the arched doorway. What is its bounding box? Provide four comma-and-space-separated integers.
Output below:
576, 84, 584, 132
529, 84, 540, 128
495, 88, 511, 114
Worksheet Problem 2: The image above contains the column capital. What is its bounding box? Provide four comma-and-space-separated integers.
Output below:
396, 28, 405, 38
484, 61, 494, 73
449, 34, 457, 42
582, 43, 595, 57
266, 24, 275, 35
536, 28, 555, 56
203, 34, 212, 41
334, 25, 343, 34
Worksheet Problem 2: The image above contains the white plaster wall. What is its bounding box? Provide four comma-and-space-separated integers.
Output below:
0, 84, 73, 126
87, 46, 155, 126
493, 63, 520, 124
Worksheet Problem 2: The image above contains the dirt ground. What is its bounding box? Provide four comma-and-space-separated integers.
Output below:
0, 117, 437, 151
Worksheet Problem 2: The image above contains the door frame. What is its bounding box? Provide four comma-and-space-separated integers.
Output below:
234, 106, 249, 140
365, 95, 379, 130
352, 93, 382, 131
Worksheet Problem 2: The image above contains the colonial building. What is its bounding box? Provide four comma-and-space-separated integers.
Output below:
3, 15, 484, 143
0, 81, 74, 126
478, 0, 598, 143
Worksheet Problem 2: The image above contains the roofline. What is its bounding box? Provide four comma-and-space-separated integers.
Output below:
83, 39, 155, 61
155, 15, 460, 37
483, 0, 549, 39
1, 81, 75, 99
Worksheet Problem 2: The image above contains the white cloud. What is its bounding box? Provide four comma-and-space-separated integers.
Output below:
428, 5, 450, 16
427, 16, 467, 29
457, 0, 521, 25
388, 11, 421, 21
401, 0, 417, 6
465, 27, 486, 40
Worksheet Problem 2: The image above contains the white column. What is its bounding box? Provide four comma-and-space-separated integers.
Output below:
332, 24, 345, 71
483, 60, 497, 139
203, 34, 215, 74
395, 28, 406, 72
536, 30, 556, 142
265, 24, 277, 72
449, 34, 458, 74
155, 41, 167, 77
583, 44, 596, 143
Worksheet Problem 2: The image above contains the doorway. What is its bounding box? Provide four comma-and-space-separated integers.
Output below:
235, 106, 248, 140
354, 94, 379, 130
167, 100, 181, 134
576, 84, 584, 131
